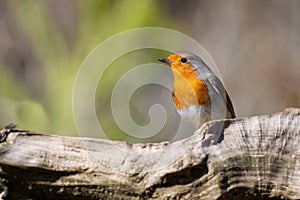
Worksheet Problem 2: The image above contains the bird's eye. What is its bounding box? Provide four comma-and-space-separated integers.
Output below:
180, 57, 188, 63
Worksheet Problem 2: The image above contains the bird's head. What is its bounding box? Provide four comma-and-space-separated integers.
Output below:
158, 52, 204, 77
158, 52, 191, 70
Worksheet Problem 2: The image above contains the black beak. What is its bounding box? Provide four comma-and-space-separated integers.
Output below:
157, 57, 171, 64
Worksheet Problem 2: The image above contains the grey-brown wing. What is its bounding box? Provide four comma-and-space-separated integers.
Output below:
225, 90, 236, 118
208, 78, 236, 119
196, 67, 236, 119
194, 58, 236, 118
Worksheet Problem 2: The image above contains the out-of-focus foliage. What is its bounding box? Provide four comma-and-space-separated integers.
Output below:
0, 0, 172, 138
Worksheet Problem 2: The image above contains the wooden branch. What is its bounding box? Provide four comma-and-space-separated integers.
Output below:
0, 108, 299, 200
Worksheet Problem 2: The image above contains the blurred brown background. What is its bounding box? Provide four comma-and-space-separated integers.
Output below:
166, 0, 300, 117
0, 0, 299, 140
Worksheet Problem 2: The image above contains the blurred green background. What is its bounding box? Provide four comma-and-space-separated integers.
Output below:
0, 0, 299, 141
0, 0, 174, 140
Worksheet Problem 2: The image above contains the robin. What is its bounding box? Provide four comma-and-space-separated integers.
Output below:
158, 51, 235, 129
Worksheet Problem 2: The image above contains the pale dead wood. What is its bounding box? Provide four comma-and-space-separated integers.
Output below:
0, 108, 299, 200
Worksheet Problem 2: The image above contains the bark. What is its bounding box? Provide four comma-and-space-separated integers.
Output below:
0, 108, 299, 200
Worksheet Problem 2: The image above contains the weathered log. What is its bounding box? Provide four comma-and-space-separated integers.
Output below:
0, 108, 299, 200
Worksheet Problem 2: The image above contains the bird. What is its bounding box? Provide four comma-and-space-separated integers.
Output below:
158, 51, 235, 129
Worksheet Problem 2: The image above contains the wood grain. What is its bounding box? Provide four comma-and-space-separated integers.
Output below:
0, 108, 299, 199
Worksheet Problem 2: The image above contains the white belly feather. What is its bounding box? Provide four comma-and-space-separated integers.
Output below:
177, 105, 211, 129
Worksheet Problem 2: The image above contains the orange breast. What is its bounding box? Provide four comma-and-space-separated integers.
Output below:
170, 62, 210, 110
